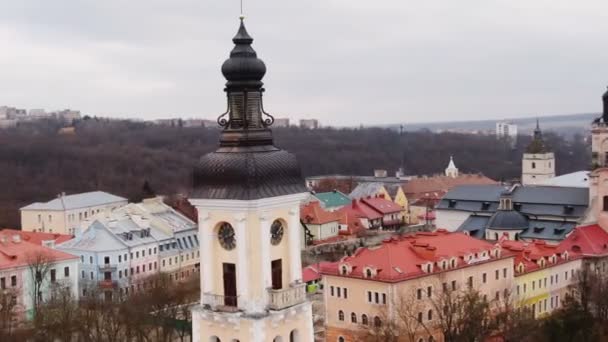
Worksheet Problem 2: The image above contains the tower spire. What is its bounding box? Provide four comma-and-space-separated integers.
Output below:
603, 86, 608, 123
216, 17, 275, 147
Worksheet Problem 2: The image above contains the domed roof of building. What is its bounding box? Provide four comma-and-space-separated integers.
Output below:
191, 18, 307, 201
487, 210, 528, 231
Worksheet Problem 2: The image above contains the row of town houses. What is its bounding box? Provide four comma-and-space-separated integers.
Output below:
1, 193, 200, 321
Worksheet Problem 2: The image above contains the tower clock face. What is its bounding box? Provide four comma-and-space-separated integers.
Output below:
218, 223, 236, 250
270, 220, 284, 246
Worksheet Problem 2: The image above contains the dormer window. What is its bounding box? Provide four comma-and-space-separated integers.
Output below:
341, 265, 348, 275
448, 200, 457, 209
441, 260, 447, 270
422, 263, 433, 273
481, 202, 490, 211
450, 258, 457, 268
538, 258, 546, 268
364, 267, 376, 279
550, 255, 557, 264
517, 263, 525, 273
493, 248, 501, 258
563, 251, 569, 260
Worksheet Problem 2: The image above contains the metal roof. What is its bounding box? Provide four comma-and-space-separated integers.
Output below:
21, 191, 127, 211
349, 183, 386, 200
313, 191, 351, 208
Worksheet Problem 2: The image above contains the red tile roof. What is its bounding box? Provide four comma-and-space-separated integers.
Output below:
403, 174, 497, 202
360, 197, 402, 215
321, 230, 510, 282
0, 233, 78, 270
337, 210, 366, 236
500, 239, 579, 275
0, 229, 73, 246
558, 224, 608, 257
337, 199, 382, 221
302, 262, 333, 283
301, 201, 341, 225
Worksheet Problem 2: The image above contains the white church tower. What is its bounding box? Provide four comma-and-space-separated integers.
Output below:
521, 120, 555, 185
445, 156, 459, 178
189, 17, 313, 342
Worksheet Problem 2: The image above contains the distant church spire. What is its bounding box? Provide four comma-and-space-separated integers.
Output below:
526, 119, 548, 154
445, 155, 459, 178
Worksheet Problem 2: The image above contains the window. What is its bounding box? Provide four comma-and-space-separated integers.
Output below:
10, 276, 16, 287
136, 251, 140, 258
532, 162, 536, 169
375, 292, 379, 303
351, 312, 357, 323
130, 252, 133, 259
382, 293, 386, 304
503, 268, 507, 278
50, 269, 56, 283
367, 291, 372, 302
451, 280, 456, 291
119, 270, 122, 279
148, 248, 151, 255
337, 287, 341, 298
143, 265, 146, 272
428, 309, 433, 321
118, 255, 122, 263
124, 253, 128, 261
374, 316, 382, 327
482, 273, 487, 283
90, 256, 93, 264
495, 291, 499, 300
90, 272, 94, 280
495, 270, 499, 280
162, 260, 166, 267
344, 288, 348, 299
362, 314, 368, 325
442, 282, 448, 292
0, 277, 4, 289
338, 337, 345, 342
338, 310, 344, 321
104, 256, 110, 264
64, 266, 69, 277
418, 312, 423, 323
331, 286, 334, 296
517, 285, 520, 295
366, 269, 372, 278
468, 276, 473, 288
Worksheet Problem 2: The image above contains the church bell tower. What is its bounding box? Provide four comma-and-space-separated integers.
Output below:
521, 120, 555, 185
189, 17, 314, 342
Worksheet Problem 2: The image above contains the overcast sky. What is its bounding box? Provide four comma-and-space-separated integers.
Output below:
0, 1, 607, 126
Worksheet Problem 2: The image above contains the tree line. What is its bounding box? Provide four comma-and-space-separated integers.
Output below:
0, 118, 590, 227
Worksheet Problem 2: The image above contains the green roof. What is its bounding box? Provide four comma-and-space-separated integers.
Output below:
313, 191, 351, 208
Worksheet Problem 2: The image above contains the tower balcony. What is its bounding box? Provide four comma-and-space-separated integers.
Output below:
202, 293, 240, 313
267, 283, 306, 311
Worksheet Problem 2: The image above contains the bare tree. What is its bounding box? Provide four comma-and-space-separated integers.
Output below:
26, 251, 53, 319
0, 287, 19, 340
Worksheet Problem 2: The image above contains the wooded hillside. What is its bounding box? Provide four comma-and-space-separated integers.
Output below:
0, 118, 590, 227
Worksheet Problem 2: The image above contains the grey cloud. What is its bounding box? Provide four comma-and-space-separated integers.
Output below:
0, 0, 606, 126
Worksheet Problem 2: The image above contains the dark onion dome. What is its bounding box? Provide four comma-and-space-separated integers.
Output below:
487, 210, 529, 231
191, 18, 307, 201
221, 18, 267, 89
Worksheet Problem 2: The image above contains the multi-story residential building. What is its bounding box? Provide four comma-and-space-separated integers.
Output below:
320, 230, 514, 342
501, 239, 581, 318
20, 191, 128, 235
300, 118, 319, 129
336, 199, 383, 230
0, 231, 79, 321
300, 201, 341, 248
436, 184, 588, 243
56, 198, 199, 300
273, 118, 290, 127
359, 196, 404, 230
496, 121, 518, 141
